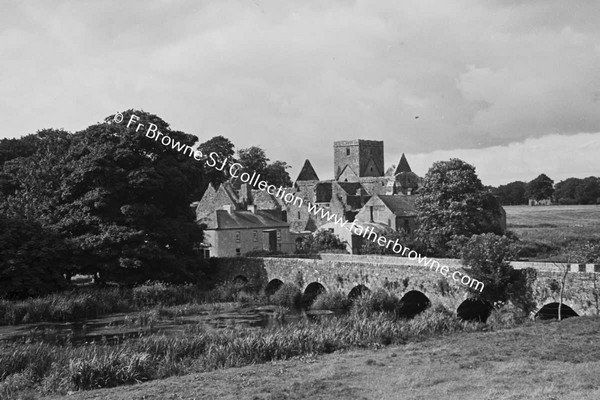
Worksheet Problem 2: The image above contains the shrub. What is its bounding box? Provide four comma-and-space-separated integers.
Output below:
351, 289, 403, 317
205, 281, 247, 303
270, 283, 302, 310
311, 291, 352, 312
487, 306, 531, 330
132, 282, 201, 307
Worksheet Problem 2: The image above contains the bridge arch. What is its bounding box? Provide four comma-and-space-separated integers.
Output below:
348, 284, 370, 299
264, 279, 284, 296
399, 290, 431, 318
535, 302, 579, 320
457, 299, 492, 322
303, 282, 326, 308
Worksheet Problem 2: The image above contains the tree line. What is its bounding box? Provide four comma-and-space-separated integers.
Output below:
491, 174, 600, 205
0, 110, 291, 298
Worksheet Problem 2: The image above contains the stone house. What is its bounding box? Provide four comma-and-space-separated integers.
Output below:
354, 194, 417, 233
199, 205, 294, 257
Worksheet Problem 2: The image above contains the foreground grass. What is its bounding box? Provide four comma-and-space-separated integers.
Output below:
0, 309, 481, 398
44, 316, 600, 400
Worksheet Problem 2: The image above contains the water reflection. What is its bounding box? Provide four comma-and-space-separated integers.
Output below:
0, 306, 339, 345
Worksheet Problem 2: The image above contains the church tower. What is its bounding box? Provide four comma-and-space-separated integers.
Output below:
333, 140, 384, 181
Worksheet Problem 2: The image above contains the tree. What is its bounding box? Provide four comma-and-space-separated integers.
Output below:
491, 181, 527, 205
199, 135, 235, 188
0, 110, 205, 285
459, 233, 535, 312
238, 146, 269, 175
301, 230, 347, 253
525, 173, 554, 201
262, 160, 292, 187
0, 133, 44, 165
554, 177, 582, 204
575, 177, 600, 205
415, 158, 505, 256
238, 146, 292, 187
0, 216, 69, 298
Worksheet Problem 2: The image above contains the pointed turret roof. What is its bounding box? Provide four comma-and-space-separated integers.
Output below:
296, 159, 320, 181
394, 153, 412, 174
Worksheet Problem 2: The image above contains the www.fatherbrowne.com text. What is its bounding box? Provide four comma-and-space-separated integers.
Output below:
116, 112, 484, 292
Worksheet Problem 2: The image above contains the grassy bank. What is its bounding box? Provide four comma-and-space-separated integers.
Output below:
0, 307, 483, 398
45, 316, 600, 400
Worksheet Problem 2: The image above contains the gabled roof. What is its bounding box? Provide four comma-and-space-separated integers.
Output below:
375, 194, 417, 217
336, 182, 363, 196
296, 159, 320, 181
195, 183, 238, 220
394, 153, 412, 174
202, 210, 288, 230
251, 189, 281, 210
336, 164, 358, 181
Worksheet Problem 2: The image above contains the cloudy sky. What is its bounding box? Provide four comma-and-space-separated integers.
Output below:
1, 0, 599, 186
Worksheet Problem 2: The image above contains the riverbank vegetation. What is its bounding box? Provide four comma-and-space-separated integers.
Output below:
0, 304, 487, 399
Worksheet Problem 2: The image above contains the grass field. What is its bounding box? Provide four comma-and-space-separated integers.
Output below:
45, 316, 600, 400
505, 205, 600, 259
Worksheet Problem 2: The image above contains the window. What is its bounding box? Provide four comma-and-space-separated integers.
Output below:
328, 228, 334, 233
298, 211, 301, 219
235, 248, 241, 257
253, 230, 257, 242
235, 231, 240, 243
346, 148, 350, 156
277, 230, 281, 242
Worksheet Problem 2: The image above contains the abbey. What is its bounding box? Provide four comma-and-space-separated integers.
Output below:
287, 139, 420, 234
193, 139, 421, 256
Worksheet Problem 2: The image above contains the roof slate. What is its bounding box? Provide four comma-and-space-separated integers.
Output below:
202, 209, 288, 230
376, 195, 417, 216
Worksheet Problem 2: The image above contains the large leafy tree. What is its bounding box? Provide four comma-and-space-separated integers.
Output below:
415, 158, 505, 256
238, 146, 292, 187
554, 176, 600, 205
491, 181, 528, 205
238, 146, 269, 175
263, 160, 292, 187
0, 110, 205, 285
525, 173, 554, 201
199, 135, 236, 189
460, 233, 535, 312
0, 216, 69, 298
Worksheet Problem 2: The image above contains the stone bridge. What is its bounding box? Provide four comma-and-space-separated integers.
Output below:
210, 254, 600, 320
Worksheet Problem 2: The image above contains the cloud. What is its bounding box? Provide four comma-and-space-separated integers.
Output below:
403, 132, 600, 186
1, 0, 599, 184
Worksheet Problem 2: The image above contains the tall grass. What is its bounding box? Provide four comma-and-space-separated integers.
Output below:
0, 283, 207, 326
351, 289, 404, 317
0, 309, 482, 398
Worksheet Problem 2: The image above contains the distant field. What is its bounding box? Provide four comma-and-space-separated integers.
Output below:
505, 205, 600, 259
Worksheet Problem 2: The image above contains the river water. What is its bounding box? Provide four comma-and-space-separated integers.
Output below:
0, 305, 337, 345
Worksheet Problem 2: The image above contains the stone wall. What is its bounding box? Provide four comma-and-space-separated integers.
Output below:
211, 255, 600, 316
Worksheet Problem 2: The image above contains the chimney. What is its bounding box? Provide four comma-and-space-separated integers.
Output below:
240, 183, 252, 205
247, 205, 257, 214
223, 205, 234, 214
